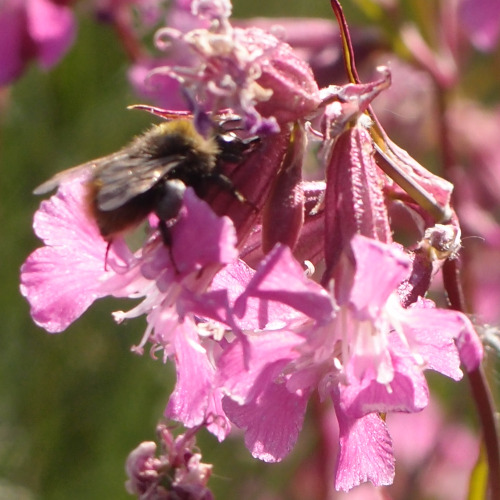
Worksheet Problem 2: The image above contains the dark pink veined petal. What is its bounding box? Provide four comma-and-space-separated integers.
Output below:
262, 123, 306, 253
208, 127, 292, 247
333, 400, 395, 492
222, 369, 310, 462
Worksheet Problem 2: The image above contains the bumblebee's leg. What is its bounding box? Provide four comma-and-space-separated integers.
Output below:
210, 172, 246, 202
209, 171, 258, 212
158, 219, 181, 273
154, 179, 186, 221
158, 220, 172, 247
241, 135, 261, 149
153, 178, 187, 271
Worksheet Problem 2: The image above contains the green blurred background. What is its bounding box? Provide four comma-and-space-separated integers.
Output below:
1, 1, 496, 499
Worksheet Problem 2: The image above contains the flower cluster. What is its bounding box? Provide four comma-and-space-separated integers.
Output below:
19, 0, 488, 495
125, 423, 213, 500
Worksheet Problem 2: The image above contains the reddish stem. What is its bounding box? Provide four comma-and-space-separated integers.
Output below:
313, 395, 330, 500
443, 259, 500, 499
330, 0, 361, 84
112, 7, 145, 63
438, 71, 500, 499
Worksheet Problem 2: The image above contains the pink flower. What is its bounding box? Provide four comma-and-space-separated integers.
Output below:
146, 10, 320, 132
218, 235, 482, 491
129, 57, 187, 110
0, 0, 76, 85
20, 177, 242, 439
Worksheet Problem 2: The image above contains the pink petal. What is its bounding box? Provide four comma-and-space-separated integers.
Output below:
179, 288, 233, 326
324, 126, 391, 275
348, 235, 410, 316
400, 306, 462, 379
402, 299, 483, 374
20, 179, 115, 332
234, 244, 333, 324
20, 246, 104, 333
166, 321, 230, 441
218, 331, 308, 460
223, 376, 309, 462
212, 260, 301, 331
217, 330, 302, 401
341, 344, 430, 417
452, 313, 484, 372
171, 189, 238, 275
334, 403, 395, 491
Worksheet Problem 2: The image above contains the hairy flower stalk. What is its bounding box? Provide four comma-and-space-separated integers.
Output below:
18, 0, 492, 496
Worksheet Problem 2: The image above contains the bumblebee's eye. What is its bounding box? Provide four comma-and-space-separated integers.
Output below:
216, 133, 260, 164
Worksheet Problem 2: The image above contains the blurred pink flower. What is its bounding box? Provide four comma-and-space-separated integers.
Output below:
460, 0, 500, 51
388, 399, 479, 500
0, 0, 76, 85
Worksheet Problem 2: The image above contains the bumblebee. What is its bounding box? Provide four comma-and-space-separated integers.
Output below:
35, 119, 255, 240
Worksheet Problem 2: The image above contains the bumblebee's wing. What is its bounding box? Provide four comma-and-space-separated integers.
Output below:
94, 153, 187, 211
33, 158, 104, 195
